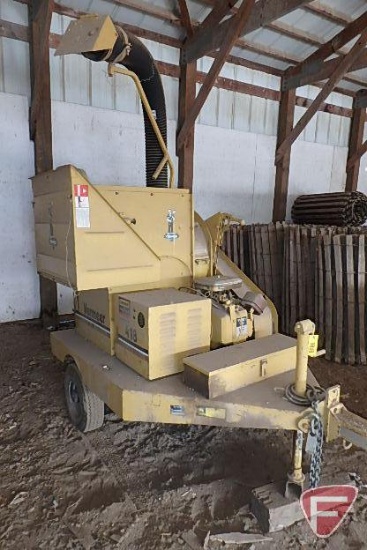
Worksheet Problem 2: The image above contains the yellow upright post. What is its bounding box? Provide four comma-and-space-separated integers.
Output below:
294, 319, 315, 397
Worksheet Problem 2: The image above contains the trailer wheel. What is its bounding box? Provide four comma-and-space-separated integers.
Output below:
64, 362, 104, 433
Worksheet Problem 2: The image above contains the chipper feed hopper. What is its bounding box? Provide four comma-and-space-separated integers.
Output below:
32, 14, 367, 500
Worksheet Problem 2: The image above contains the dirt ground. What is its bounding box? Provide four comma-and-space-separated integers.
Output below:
1, 322, 367, 550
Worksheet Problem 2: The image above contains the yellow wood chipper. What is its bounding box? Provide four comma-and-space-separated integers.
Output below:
32, 15, 367, 500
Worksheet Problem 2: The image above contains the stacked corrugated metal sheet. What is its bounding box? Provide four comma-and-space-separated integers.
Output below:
291, 192, 367, 226
222, 223, 367, 365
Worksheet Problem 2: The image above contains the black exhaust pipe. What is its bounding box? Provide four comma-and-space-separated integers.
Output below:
83, 28, 168, 188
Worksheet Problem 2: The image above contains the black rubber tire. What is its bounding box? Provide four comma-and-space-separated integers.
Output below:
64, 362, 104, 433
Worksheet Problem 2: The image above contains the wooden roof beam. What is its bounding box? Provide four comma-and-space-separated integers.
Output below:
14, 0, 355, 67
0, 18, 353, 116
282, 51, 367, 90
50, 2, 283, 77
303, 2, 351, 27
233, 38, 367, 90
17, 0, 181, 24
182, 0, 314, 63
102, 0, 180, 24
12, 0, 367, 92
53, 1, 181, 47
199, 0, 346, 50
193, 0, 366, 89
0, 18, 28, 40
200, 0, 351, 27
270, 20, 323, 48
55, 2, 288, 77
177, 0, 255, 149
197, 0, 237, 34
14, 0, 367, 90
177, 0, 193, 37
283, 9, 367, 90
276, 28, 367, 163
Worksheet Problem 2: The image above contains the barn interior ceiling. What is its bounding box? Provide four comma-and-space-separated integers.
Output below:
44, 0, 367, 94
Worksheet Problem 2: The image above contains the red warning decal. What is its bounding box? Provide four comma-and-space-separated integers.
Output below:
74, 184, 89, 197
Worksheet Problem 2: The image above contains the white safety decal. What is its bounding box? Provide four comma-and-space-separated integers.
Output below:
74, 184, 90, 228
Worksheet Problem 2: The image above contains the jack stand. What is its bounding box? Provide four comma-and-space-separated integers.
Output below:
250, 471, 357, 533
250, 430, 306, 534
285, 430, 305, 500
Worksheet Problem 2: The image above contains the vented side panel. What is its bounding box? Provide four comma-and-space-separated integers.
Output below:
186, 307, 204, 350
158, 311, 177, 371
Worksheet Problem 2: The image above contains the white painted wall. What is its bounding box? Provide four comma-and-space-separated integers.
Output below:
52, 100, 348, 223
0, 93, 39, 322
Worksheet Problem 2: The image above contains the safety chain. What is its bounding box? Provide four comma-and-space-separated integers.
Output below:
309, 398, 324, 489
285, 383, 325, 407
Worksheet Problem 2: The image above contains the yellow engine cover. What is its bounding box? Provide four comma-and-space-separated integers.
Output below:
115, 289, 211, 380
211, 304, 253, 347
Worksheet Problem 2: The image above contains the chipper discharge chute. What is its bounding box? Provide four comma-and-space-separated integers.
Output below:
31, 14, 367, 521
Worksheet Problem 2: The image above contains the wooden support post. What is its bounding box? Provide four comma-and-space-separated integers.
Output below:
347, 140, 367, 175
177, 58, 197, 190
176, 0, 196, 190
28, 0, 58, 327
273, 82, 296, 222
346, 91, 367, 192
177, 0, 256, 150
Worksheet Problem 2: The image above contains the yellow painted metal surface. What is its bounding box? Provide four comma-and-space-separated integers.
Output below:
51, 329, 316, 431
32, 19, 367, 454
75, 315, 112, 356
211, 304, 253, 347
184, 333, 297, 398
55, 15, 118, 56
217, 250, 278, 336
194, 212, 213, 279
115, 288, 211, 380
294, 320, 315, 397
193, 213, 278, 336
109, 65, 175, 188
32, 165, 193, 292
75, 289, 116, 355
308, 334, 319, 357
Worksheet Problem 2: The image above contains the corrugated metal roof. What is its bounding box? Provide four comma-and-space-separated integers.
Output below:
55, 0, 367, 92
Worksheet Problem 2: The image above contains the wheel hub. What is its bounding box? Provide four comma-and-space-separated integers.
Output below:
69, 381, 80, 404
